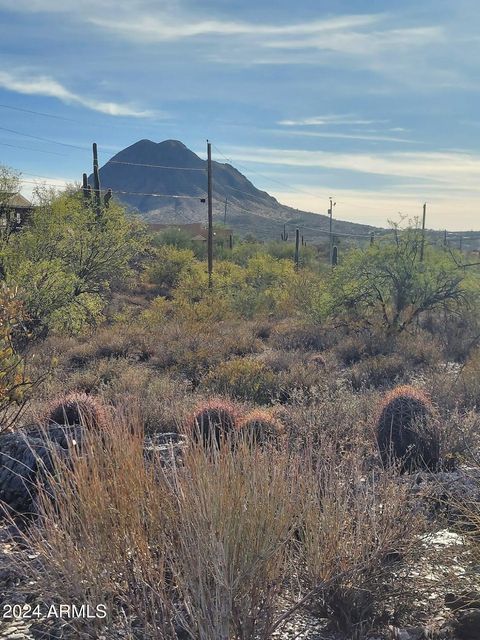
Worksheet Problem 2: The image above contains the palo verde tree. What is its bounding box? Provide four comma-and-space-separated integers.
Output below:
329, 225, 469, 335
1, 188, 147, 335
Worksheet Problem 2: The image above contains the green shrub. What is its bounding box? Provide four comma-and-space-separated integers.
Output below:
144, 245, 196, 289
204, 357, 277, 404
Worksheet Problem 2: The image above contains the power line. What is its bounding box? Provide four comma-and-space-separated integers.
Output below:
110, 189, 205, 199
0, 141, 67, 156
0, 126, 87, 151
211, 142, 322, 200
0, 103, 77, 122
211, 197, 376, 239
108, 160, 205, 171
20, 178, 71, 185
20, 178, 206, 200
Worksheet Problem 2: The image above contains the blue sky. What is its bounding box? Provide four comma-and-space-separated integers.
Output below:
0, 0, 479, 229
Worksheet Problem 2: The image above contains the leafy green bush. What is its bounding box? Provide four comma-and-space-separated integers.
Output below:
329, 228, 467, 335
2, 191, 145, 335
144, 245, 195, 289
204, 357, 277, 404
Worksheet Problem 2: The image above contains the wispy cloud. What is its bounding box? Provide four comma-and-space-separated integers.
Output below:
220, 145, 480, 191
269, 129, 415, 144
278, 115, 385, 126
0, 70, 158, 118
265, 26, 444, 56
88, 13, 382, 42
271, 185, 479, 230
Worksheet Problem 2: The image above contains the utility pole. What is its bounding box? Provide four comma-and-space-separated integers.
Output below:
92, 143, 102, 218
329, 197, 336, 266
420, 202, 427, 262
207, 140, 213, 288
294, 228, 300, 270
443, 229, 448, 248
224, 197, 228, 225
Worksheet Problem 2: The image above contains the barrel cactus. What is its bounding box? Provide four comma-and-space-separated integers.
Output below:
238, 409, 284, 447
376, 385, 439, 471
44, 392, 108, 431
190, 399, 238, 447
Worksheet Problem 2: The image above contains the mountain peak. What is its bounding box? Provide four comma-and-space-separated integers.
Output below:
94, 139, 378, 240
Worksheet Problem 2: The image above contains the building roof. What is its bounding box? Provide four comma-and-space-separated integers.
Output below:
4, 193, 32, 209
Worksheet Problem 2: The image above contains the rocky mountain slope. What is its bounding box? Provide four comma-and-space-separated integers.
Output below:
91, 139, 379, 242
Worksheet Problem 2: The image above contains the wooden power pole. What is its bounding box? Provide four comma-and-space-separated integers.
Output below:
420, 202, 427, 262
294, 228, 300, 269
328, 197, 335, 266
207, 141, 213, 288
92, 143, 102, 218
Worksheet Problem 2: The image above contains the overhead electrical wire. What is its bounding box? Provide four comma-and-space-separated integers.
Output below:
211, 197, 378, 239
211, 142, 322, 200
0, 103, 77, 122
108, 160, 205, 171
0, 141, 67, 156
0, 126, 88, 151
111, 189, 205, 199
20, 178, 206, 200
8, 135, 478, 242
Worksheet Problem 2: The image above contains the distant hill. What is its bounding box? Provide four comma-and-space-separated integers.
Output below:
90, 139, 379, 242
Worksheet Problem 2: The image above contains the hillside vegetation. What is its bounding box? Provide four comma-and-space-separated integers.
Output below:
1, 184, 480, 639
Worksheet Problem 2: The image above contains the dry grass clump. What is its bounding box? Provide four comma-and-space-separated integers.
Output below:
284, 386, 379, 458
335, 334, 366, 365
14, 409, 306, 639
16, 409, 179, 639
376, 385, 439, 471
151, 320, 262, 384
9, 398, 436, 639
308, 352, 327, 369
269, 320, 326, 351
171, 441, 304, 639
298, 448, 426, 638
349, 353, 407, 390
101, 366, 193, 434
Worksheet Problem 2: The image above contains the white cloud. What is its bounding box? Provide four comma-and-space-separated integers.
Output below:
19, 175, 74, 200
216, 144, 480, 228
0, 70, 158, 118
271, 185, 479, 230
221, 145, 480, 190
88, 13, 382, 42
268, 128, 414, 144
265, 26, 444, 56
278, 115, 385, 126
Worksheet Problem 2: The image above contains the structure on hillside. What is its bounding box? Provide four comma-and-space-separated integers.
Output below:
0, 193, 33, 234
